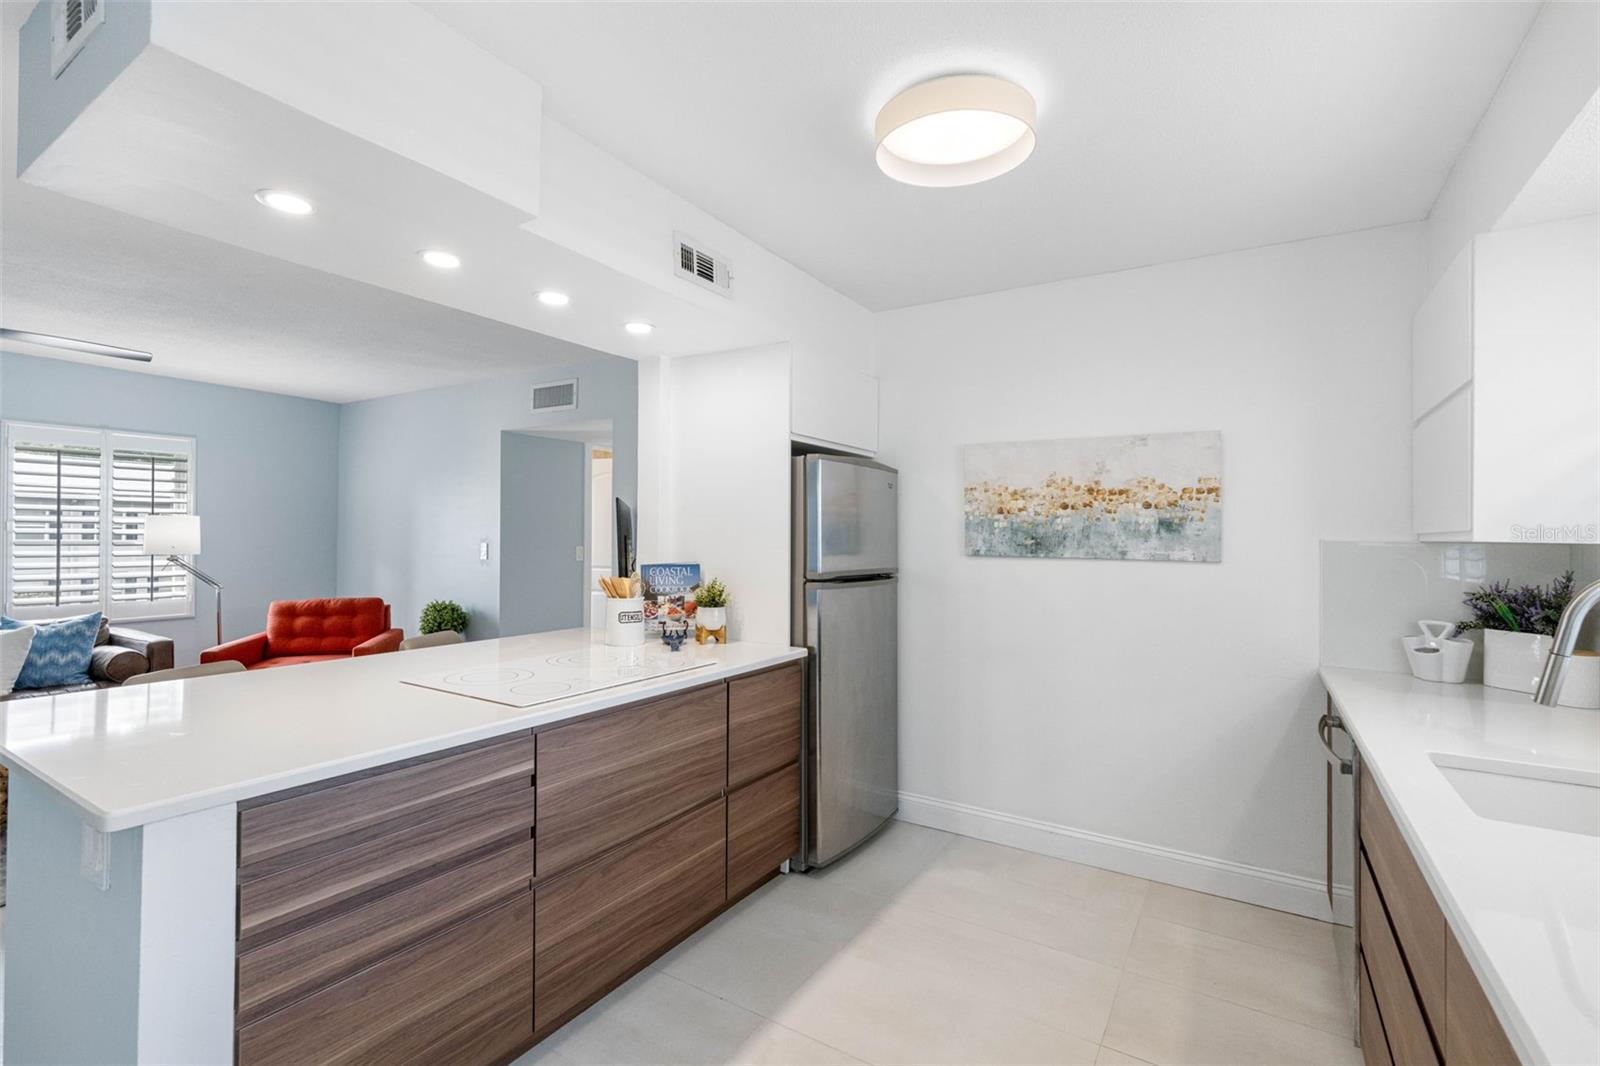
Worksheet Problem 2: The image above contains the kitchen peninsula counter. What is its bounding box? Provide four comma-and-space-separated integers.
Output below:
1, 630, 807, 1066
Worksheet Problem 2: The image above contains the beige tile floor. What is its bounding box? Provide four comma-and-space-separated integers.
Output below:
515, 822, 1362, 1066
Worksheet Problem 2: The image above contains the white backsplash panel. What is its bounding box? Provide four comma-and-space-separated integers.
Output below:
1320, 541, 1590, 678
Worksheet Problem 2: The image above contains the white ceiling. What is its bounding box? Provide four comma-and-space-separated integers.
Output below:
422, 0, 1542, 311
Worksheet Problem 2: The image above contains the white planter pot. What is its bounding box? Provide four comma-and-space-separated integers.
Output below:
696, 606, 727, 631
1481, 629, 1554, 694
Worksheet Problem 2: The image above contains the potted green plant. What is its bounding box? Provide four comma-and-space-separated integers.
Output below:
694, 577, 729, 643
419, 600, 471, 636
1459, 571, 1574, 693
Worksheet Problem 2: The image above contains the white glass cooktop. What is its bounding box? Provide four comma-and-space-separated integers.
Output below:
400, 647, 713, 708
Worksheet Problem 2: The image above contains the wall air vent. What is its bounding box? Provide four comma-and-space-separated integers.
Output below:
51, 0, 104, 78
531, 379, 579, 414
674, 232, 732, 296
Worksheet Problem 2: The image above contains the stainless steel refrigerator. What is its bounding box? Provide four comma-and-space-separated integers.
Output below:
792, 454, 898, 869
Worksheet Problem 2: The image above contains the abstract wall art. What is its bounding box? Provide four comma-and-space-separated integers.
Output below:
963, 431, 1223, 562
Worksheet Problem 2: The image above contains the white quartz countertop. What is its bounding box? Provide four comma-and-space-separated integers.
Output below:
0, 630, 805, 833
1320, 667, 1600, 1066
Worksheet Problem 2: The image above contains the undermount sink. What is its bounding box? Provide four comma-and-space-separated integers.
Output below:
1431, 753, 1600, 838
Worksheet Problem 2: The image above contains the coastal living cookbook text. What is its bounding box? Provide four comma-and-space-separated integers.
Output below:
640, 563, 700, 636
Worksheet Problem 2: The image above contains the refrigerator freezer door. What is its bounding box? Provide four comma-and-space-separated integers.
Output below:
804, 456, 898, 579
806, 577, 898, 865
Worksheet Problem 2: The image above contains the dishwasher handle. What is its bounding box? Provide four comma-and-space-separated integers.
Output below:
1318, 711, 1353, 775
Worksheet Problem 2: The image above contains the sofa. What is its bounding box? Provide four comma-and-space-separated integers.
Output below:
0, 622, 176, 701
201, 598, 403, 670
1, 622, 176, 833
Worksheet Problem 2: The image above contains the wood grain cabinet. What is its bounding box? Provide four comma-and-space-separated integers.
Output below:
728, 662, 802, 788
535, 682, 727, 877
237, 891, 533, 1066
534, 800, 727, 1035
1357, 768, 1521, 1065
728, 762, 800, 900
232, 663, 804, 1066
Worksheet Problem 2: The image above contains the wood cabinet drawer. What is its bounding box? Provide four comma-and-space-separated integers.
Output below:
729, 663, 801, 788
536, 683, 726, 877
1360, 856, 1440, 1066
239, 731, 536, 872
728, 762, 799, 899
237, 838, 532, 1025
237, 890, 533, 1066
535, 800, 726, 1034
1446, 927, 1522, 1065
1360, 770, 1446, 1024
239, 781, 535, 943
1360, 954, 1394, 1066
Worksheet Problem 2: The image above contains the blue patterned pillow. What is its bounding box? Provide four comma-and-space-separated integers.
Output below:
3, 612, 103, 689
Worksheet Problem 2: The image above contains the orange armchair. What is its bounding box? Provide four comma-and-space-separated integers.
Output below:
202, 598, 403, 670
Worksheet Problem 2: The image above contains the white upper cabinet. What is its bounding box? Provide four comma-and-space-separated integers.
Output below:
1411, 214, 1599, 543
1411, 245, 1474, 420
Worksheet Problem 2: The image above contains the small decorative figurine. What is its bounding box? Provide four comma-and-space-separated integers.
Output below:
661, 623, 688, 651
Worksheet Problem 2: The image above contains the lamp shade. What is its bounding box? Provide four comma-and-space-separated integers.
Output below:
142, 514, 201, 556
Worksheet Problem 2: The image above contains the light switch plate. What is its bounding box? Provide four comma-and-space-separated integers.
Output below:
479, 539, 489, 562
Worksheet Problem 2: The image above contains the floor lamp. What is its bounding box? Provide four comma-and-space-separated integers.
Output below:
142, 514, 223, 646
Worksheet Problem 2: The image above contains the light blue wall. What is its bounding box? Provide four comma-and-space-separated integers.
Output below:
4, 772, 144, 1066
0, 353, 342, 665
499, 433, 586, 636
17, 0, 152, 173
338, 356, 638, 639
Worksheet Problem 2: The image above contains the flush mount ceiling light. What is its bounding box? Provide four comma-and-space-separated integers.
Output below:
624, 321, 653, 336
537, 290, 571, 307
254, 189, 314, 215
419, 249, 462, 270
874, 74, 1037, 187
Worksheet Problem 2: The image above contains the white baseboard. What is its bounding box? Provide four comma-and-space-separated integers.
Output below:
897, 791, 1354, 926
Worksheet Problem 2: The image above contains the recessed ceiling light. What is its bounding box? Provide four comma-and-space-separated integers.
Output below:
254, 189, 314, 215
874, 74, 1037, 187
419, 249, 462, 270
537, 291, 571, 307
624, 321, 654, 336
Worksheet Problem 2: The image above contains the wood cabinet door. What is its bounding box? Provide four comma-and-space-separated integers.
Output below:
1359, 858, 1440, 1066
536, 683, 727, 877
1359, 773, 1447, 1026
535, 800, 726, 1035
728, 664, 802, 789
728, 762, 799, 899
237, 891, 533, 1066
1445, 928, 1522, 1065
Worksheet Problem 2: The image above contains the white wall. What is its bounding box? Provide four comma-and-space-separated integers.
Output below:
1423, 0, 1598, 287
875, 224, 1422, 919
647, 345, 793, 645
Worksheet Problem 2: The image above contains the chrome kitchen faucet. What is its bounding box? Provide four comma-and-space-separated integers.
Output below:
1533, 578, 1600, 706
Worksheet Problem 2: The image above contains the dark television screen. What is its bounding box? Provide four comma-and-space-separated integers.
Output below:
614, 498, 635, 578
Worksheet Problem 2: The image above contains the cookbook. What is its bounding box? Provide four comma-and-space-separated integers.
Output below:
640, 562, 700, 635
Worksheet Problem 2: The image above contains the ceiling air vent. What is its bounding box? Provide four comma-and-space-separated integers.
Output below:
674, 232, 732, 296
531, 379, 579, 414
51, 0, 104, 78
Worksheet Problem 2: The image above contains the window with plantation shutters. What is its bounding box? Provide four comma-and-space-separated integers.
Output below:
109, 434, 193, 612
5, 425, 102, 612
3, 422, 196, 622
